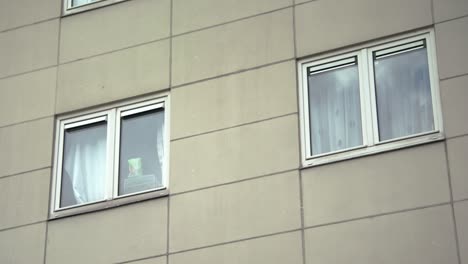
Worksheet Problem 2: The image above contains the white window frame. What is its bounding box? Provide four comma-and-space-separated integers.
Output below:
298, 29, 444, 167
50, 94, 170, 218
63, 0, 127, 16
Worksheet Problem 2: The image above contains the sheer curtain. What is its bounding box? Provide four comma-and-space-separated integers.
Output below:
156, 118, 165, 187
374, 48, 434, 141
308, 64, 363, 156
61, 123, 107, 207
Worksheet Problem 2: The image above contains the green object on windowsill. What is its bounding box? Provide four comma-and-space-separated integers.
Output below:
128, 157, 143, 177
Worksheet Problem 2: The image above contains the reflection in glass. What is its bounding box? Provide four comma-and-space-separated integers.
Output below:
61, 122, 107, 208
374, 48, 434, 141
308, 64, 363, 156
71, 0, 98, 7
119, 109, 165, 196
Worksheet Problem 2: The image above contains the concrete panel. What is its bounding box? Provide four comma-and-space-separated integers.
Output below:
0, 118, 53, 177
173, 0, 291, 34
295, 0, 432, 57
56, 40, 169, 113
440, 75, 468, 138
302, 143, 450, 226
128, 256, 166, 264
455, 200, 468, 264
0, 67, 56, 127
169, 171, 301, 252
447, 136, 468, 200
170, 231, 302, 264
0, 169, 50, 230
46, 199, 168, 264
172, 8, 294, 86
0, 0, 60, 32
170, 114, 299, 193
436, 16, 468, 79
434, 0, 468, 22
59, 0, 170, 63
0, 223, 46, 264
171, 61, 297, 139
305, 205, 458, 264
0, 20, 58, 78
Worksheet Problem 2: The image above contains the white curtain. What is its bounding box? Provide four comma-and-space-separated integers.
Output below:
63, 128, 107, 206
374, 48, 434, 141
308, 65, 363, 156
155, 118, 165, 186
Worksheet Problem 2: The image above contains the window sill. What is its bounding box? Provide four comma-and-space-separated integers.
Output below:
301, 132, 445, 168
49, 188, 169, 219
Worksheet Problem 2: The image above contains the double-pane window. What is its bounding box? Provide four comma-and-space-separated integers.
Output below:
52, 97, 169, 217
299, 31, 443, 166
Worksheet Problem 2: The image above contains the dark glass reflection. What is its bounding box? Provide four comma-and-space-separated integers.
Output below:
119, 109, 165, 195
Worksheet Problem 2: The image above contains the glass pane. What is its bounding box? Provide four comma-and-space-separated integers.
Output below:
61, 121, 107, 208
308, 64, 363, 156
374, 47, 434, 141
119, 109, 165, 196
71, 0, 98, 7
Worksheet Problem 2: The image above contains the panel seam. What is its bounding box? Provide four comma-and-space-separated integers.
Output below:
171, 112, 297, 142
444, 141, 463, 264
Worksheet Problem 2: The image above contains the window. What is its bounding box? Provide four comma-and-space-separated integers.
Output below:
298, 30, 443, 167
63, 0, 126, 15
51, 96, 169, 218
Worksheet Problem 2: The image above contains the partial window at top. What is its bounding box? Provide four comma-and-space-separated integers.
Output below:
64, 0, 126, 15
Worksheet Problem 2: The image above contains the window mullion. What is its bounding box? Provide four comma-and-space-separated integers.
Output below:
365, 47, 380, 146
357, 49, 372, 148
107, 109, 117, 200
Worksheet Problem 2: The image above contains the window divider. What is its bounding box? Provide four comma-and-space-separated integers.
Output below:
106, 109, 116, 201
358, 50, 374, 148
112, 108, 121, 199
366, 47, 381, 145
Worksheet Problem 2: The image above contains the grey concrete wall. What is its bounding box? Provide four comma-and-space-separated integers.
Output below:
0, 0, 467, 263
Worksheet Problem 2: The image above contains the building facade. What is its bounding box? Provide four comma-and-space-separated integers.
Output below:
0, 0, 468, 263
